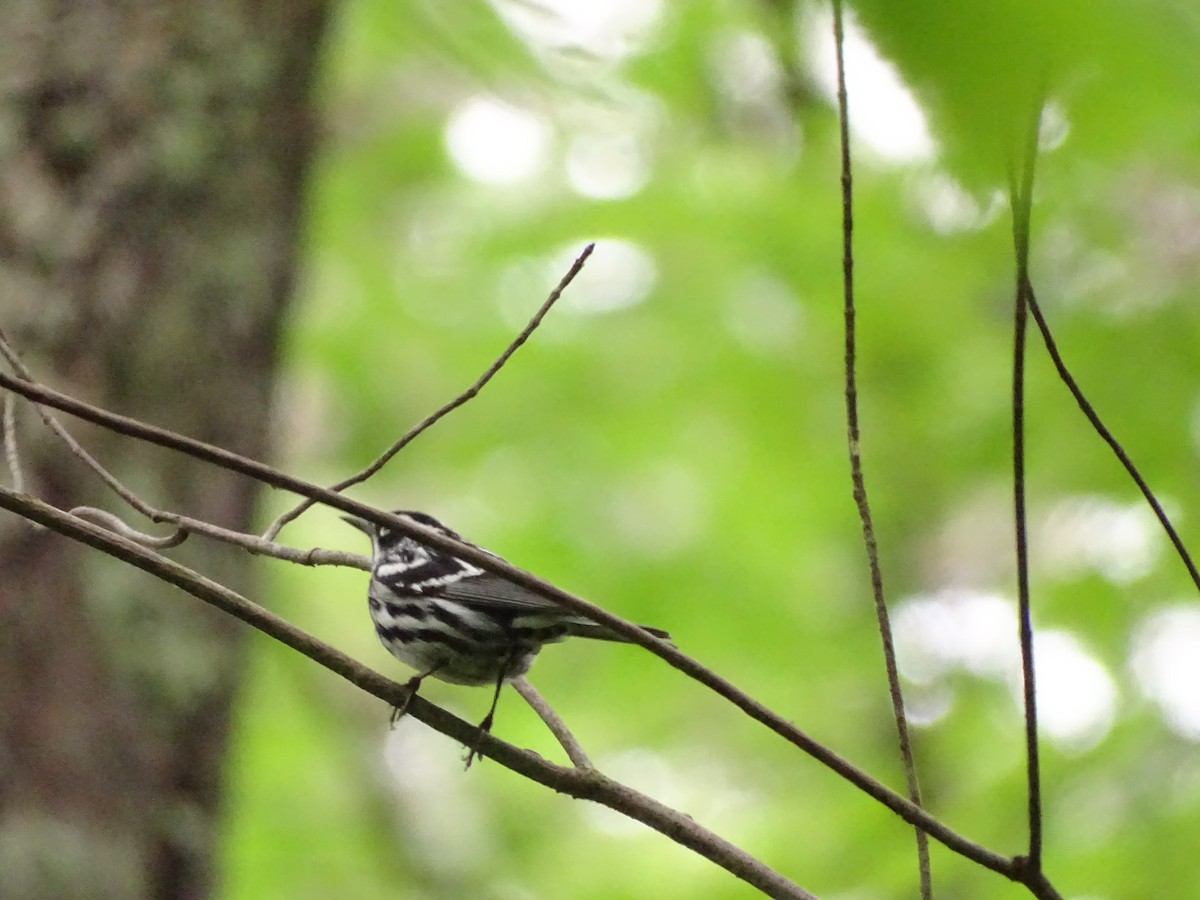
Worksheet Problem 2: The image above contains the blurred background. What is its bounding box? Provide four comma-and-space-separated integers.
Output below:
2, 1, 1198, 899
223, 2, 1200, 898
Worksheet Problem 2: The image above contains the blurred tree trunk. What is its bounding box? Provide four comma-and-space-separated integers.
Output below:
0, 4, 328, 899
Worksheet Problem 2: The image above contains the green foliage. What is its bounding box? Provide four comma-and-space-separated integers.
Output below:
853, 0, 1200, 183
220, 1, 1200, 897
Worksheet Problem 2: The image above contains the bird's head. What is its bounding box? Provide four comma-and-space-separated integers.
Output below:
342, 510, 460, 557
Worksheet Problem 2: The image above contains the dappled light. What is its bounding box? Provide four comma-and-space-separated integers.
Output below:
1131, 606, 1200, 741
6, 2, 1190, 899
444, 96, 553, 185
806, 8, 934, 163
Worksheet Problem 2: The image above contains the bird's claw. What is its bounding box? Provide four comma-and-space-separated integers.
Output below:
388, 675, 423, 728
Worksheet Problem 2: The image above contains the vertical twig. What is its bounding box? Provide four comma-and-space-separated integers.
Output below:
830, 4, 932, 896
1009, 97, 1045, 873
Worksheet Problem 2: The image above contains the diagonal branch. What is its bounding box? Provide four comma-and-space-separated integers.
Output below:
0, 331, 362, 570
0, 487, 813, 900
0, 364, 1015, 876
512, 675, 594, 770
261, 243, 595, 541
1024, 290, 1200, 594
70, 506, 187, 548
830, 4, 930, 896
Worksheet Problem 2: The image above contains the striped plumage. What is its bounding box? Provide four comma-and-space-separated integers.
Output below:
344, 511, 670, 735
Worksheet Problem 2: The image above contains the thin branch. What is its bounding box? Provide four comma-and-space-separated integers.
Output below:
1025, 290, 1200, 594
512, 675, 594, 770
262, 243, 595, 541
0, 488, 813, 900
831, 4, 931, 896
0, 329, 361, 570
1009, 97, 1045, 872
1, 485, 1071, 899
69, 506, 187, 548
3, 391, 22, 491
73, 504, 362, 569
0, 365, 1017, 875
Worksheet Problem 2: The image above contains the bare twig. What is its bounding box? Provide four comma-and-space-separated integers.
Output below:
0, 488, 813, 900
0, 365, 1017, 873
69, 506, 187, 548
831, 4, 930, 896
512, 675, 594, 770
1025, 290, 1200, 594
0, 481, 1072, 899
71, 503, 361, 568
1009, 97, 1045, 872
262, 243, 595, 541
0, 329, 361, 569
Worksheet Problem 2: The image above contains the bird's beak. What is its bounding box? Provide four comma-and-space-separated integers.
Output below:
340, 514, 372, 535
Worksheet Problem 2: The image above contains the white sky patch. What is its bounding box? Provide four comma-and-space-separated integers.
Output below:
711, 30, 785, 108
894, 590, 1019, 684
554, 238, 657, 314
490, 0, 663, 61
806, 9, 934, 163
1039, 495, 1160, 584
495, 240, 656, 334
910, 173, 1004, 235
1131, 606, 1200, 741
1038, 100, 1071, 151
445, 96, 552, 185
896, 590, 1117, 749
1024, 630, 1117, 752
904, 683, 955, 727
566, 128, 649, 199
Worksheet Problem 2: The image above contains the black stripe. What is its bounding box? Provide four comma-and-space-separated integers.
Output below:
385, 600, 428, 621
375, 623, 475, 656
376, 599, 502, 643
427, 601, 469, 630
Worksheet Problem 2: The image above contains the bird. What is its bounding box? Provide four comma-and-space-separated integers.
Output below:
343, 510, 670, 763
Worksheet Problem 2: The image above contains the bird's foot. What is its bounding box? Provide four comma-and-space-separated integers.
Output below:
388, 675, 424, 727
462, 710, 496, 770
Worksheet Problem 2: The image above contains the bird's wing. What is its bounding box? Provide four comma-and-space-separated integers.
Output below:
436, 571, 562, 612
438, 571, 671, 642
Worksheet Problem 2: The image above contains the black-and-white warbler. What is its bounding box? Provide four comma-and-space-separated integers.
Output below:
344, 510, 670, 759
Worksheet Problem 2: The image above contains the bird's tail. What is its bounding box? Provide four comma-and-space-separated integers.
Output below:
566, 621, 671, 643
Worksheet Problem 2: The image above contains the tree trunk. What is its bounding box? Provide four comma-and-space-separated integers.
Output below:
0, 4, 328, 898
